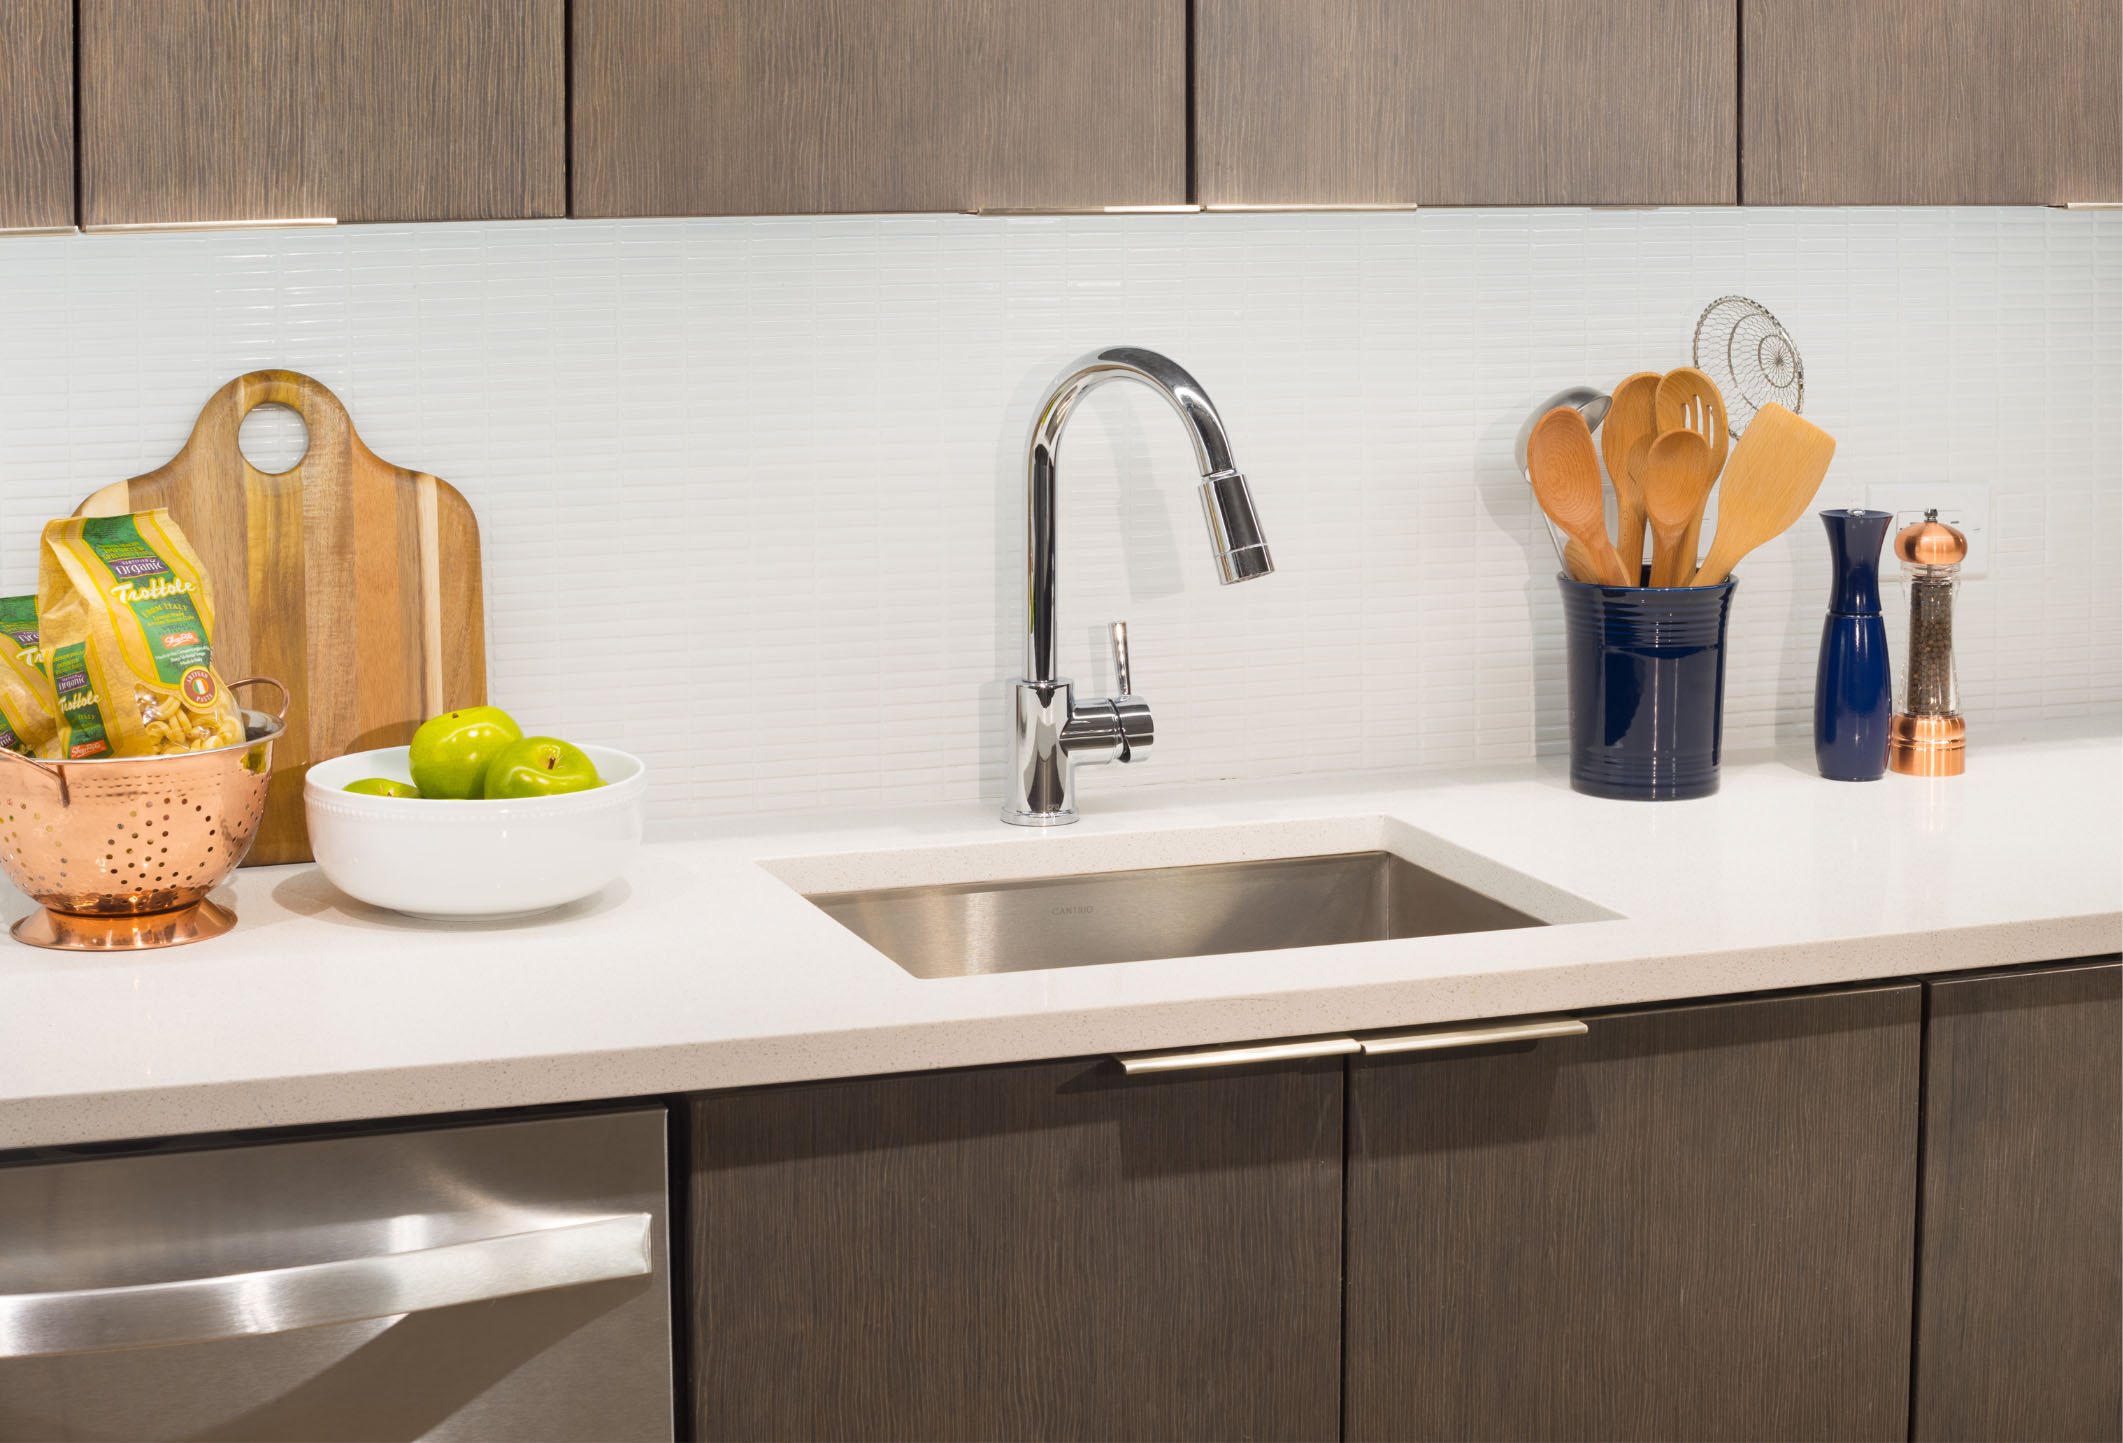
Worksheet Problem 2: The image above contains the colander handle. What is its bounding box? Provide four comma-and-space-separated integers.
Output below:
0, 746, 67, 806
229, 675, 291, 721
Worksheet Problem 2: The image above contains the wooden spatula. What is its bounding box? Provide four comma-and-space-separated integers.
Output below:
1656, 367, 1729, 573
1527, 407, 1632, 587
1643, 430, 1716, 586
1601, 371, 1661, 581
1688, 403, 1837, 587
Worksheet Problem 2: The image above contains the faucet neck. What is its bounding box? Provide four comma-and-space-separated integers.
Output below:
1022, 347, 1240, 683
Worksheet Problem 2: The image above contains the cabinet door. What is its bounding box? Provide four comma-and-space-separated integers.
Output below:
0, 0, 71, 230
1914, 958, 2121, 1443
572, 0, 1185, 217
79, 0, 564, 226
1744, 0, 2122, 204
1346, 986, 1921, 1441
687, 1056, 1341, 1441
1196, 0, 1737, 206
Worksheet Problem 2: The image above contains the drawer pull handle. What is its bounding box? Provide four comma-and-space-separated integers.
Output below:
0, 1211, 651, 1359
1116, 1036, 1361, 1074
1360, 1016, 1587, 1056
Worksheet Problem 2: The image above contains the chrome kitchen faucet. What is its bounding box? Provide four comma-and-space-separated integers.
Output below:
1003, 347, 1273, 826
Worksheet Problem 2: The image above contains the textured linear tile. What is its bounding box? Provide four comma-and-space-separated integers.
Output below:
0, 208, 2112, 822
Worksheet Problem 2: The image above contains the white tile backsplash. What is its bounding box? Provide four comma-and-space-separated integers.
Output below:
0, 208, 2115, 820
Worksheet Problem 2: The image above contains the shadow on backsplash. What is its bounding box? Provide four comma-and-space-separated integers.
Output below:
1476, 395, 1571, 750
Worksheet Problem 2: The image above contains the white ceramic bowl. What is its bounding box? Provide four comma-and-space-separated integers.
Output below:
304, 745, 645, 919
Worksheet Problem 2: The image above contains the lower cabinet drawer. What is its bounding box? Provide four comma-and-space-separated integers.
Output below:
687, 1056, 1344, 1442
1914, 958, 2122, 1443
1344, 984, 1922, 1442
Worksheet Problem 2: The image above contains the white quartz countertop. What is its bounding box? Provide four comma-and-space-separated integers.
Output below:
2, 729, 2117, 1151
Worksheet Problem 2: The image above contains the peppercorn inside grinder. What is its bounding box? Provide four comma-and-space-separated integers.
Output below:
1886, 510, 1967, 776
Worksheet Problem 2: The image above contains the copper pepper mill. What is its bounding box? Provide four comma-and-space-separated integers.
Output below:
1888, 510, 1967, 777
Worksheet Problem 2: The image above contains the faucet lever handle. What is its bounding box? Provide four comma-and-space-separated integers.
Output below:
1107, 621, 1153, 764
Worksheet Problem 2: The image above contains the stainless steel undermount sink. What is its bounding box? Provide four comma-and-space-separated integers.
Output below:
805, 849, 1547, 980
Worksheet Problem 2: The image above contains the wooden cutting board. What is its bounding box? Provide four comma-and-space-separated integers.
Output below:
75, 370, 485, 866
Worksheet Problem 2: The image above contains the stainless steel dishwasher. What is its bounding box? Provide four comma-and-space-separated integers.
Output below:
0, 1107, 673, 1442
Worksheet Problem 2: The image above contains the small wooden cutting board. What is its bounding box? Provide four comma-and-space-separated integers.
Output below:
75, 370, 485, 866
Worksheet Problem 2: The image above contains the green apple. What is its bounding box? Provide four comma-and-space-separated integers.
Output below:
408, 706, 522, 799
482, 736, 603, 799
343, 777, 420, 798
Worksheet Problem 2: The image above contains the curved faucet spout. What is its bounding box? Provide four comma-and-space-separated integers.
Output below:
1023, 347, 1273, 685
1030, 346, 1239, 480
1005, 347, 1273, 827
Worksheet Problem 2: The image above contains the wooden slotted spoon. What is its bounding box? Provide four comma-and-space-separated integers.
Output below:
1642, 430, 1716, 586
1601, 371, 1662, 583
1655, 367, 1729, 575
1688, 403, 1838, 587
1527, 407, 1632, 587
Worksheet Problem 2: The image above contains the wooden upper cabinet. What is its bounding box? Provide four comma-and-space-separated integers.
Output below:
79, 0, 565, 227
571, 0, 1186, 217
1196, 0, 1737, 207
0, 0, 73, 230
1744, 0, 2122, 204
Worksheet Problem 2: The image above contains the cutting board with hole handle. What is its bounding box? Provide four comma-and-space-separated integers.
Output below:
74, 370, 485, 866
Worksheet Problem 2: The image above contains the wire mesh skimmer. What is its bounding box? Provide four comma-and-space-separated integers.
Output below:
1693, 295, 1804, 435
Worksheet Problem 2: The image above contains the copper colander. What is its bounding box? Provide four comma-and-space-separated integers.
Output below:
0, 677, 288, 950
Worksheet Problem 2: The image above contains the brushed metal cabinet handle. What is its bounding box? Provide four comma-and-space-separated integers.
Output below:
1116, 1036, 1362, 1074
0, 1212, 652, 1359
1359, 1016, 1588, 1056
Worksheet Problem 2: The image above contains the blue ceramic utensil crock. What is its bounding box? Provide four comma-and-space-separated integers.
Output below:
1814, 508, 1894, 781
1559, 575, 1736, 800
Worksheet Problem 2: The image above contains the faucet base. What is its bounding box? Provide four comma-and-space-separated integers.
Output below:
1004, 678, 1077, 827
1000, 804, 1079, 827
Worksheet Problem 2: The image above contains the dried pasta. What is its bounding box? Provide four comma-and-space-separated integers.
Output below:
36, 511, 243, 760
0, 594, 56, 756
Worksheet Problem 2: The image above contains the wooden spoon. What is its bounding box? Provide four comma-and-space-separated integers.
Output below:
1689, 403, 1838, 587
1642, 430, 1715, 586
1655, 367, 1730, 574
1601, 372, 1662, 583
1561, 537, 1597, 583
1527, 407, 1632, 587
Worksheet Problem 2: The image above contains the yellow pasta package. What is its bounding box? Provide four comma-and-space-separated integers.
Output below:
0, 595, 57, 756
36, 511, 243, 760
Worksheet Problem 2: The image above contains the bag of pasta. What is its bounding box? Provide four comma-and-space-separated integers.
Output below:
36, 511, 243, 760
0, 595, 57, 757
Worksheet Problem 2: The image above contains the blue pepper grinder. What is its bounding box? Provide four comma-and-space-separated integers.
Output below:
1815, 508, 1895, 780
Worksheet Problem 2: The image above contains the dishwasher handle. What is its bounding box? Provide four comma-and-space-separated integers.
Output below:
0, 1212, 652, 1359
